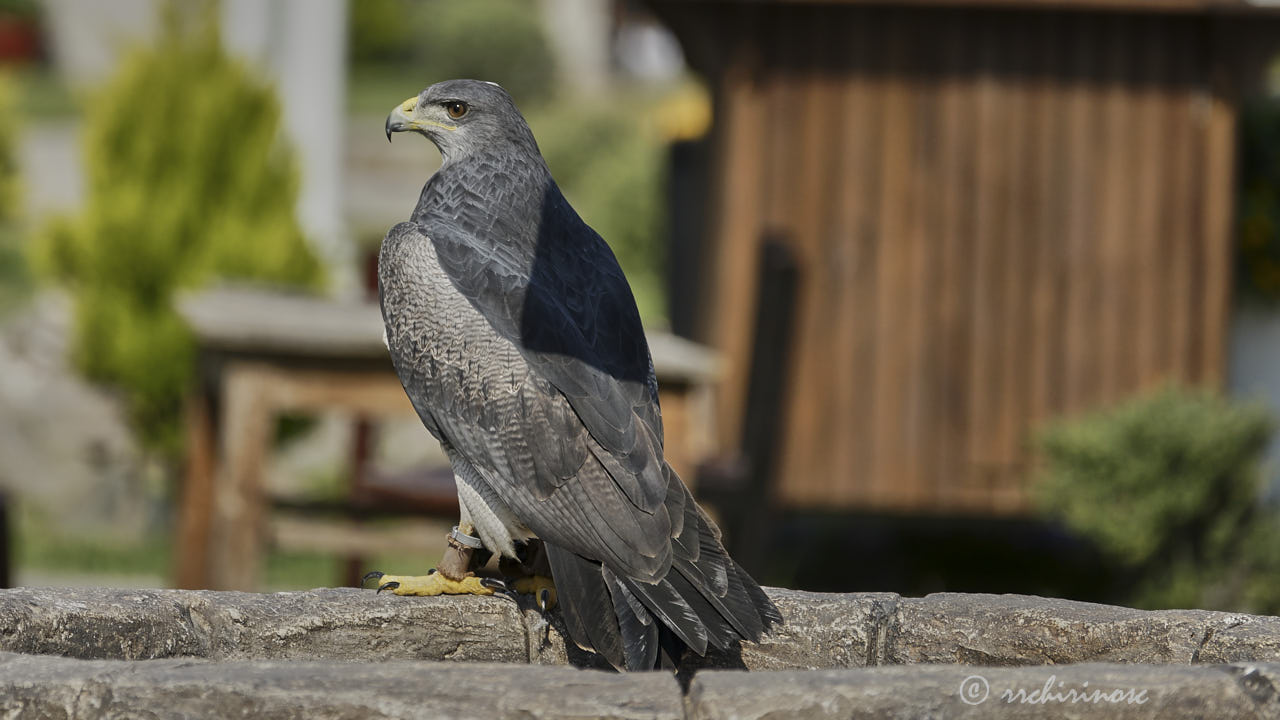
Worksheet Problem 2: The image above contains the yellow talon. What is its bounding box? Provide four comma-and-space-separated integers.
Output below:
367, 572, 495, 597
512, 575, 557, 610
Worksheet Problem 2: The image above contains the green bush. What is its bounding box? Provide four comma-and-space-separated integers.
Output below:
349, 0, 556, 107
348, 0, 416, 66
33, 4, 322, 454
1035, 386, 1280, 613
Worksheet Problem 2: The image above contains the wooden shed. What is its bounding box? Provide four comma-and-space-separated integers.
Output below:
647, 0, 1280, 515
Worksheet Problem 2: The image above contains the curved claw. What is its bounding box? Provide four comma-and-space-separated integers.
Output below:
376, 581, 401, 594
538, 588, 551, 613
362, 571, 385, 586
481, 577, 518, 602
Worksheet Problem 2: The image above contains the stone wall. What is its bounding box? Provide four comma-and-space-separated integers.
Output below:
2, 587, 1279, 718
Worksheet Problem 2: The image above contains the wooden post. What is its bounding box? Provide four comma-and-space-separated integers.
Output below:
174, 388, 218, 589
207, 365, 274, 590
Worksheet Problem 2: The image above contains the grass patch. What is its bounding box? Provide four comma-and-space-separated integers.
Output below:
12, 506, 429, 590
15, 524, 173, 579
263, 549, 340, 590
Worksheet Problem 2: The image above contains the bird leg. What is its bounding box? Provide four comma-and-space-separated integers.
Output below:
437, 526, 479, 581
501, 538, 558, 611
362, 523, 497, 597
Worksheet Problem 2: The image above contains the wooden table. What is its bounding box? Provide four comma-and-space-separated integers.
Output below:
173, 288, 719, 591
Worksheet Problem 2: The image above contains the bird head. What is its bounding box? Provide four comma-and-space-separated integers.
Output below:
385, 79, 537, 162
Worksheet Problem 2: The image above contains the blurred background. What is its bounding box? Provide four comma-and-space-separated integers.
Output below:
3, 0, 1280, 617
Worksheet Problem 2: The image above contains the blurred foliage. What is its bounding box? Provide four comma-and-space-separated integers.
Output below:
11, 66, 76, 119
0, 0, 37, 18
1035, 386, 1280, 613
32, 3, 322, 455
0, 71, 26, 313
1238, 98, 1280, 302
348, 0, 555, 107
531, 97, 668, 323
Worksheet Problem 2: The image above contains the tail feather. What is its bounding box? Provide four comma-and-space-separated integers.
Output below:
741, 568, 783, 625
545, 544, 625, 664
620, 572, 710, 655
603, 565, 659, 671
544, 463, 782, 670
675, 554, 762, 641
662, 567, 739, 649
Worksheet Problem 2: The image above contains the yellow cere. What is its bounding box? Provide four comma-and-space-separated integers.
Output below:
392, 96, 456, 132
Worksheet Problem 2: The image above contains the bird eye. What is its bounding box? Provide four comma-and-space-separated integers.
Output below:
444, 101, 469, 120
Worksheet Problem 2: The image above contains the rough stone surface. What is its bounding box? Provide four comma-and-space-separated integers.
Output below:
887, 593, 1280, 667
687, 662, 1280, 719
7, 651, 1280, 720
678, 589, 898, 673
1196, 613, 1280, 665
8, 587, 1280, 671
691, 661, 1280, 717
0, 652, 683, 720
9, 587, 1280, 717
0, 587, 527, 663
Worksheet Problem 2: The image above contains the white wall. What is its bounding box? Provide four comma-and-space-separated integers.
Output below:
222, 0, 353, 294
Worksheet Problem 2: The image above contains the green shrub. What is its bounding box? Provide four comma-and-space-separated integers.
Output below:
1035, 386, 1280, 613
33, 4, 322, 454
349, 0, 556, 107
348, 0, 416, 66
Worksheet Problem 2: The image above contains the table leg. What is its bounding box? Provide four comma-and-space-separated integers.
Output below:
174, 389, 217, 588
208, 366, 274, 590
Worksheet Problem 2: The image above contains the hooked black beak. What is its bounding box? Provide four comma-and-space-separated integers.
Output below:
385, 97, 418, 143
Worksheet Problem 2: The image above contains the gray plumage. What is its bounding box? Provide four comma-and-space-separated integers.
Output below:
379, 79, 780, 670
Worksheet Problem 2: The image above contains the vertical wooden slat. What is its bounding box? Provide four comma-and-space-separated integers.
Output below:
967, 17, 1008, 477
706, 9, 767, 453
777, 6, 845, 506
1095, 14, 1130, 405
899, 14, 944, 509
912, 12, 949, 509
996, 12, 1034, 494
1132, 19, 1168, 390
1164, 19, 1197, 384
1029, 12, 1065, 432
934, 14, 978, 508
869, 9, 917, 508
1199, 18, 1237, 387
828, 9, 883, 507
1062, 13, 1098, 417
